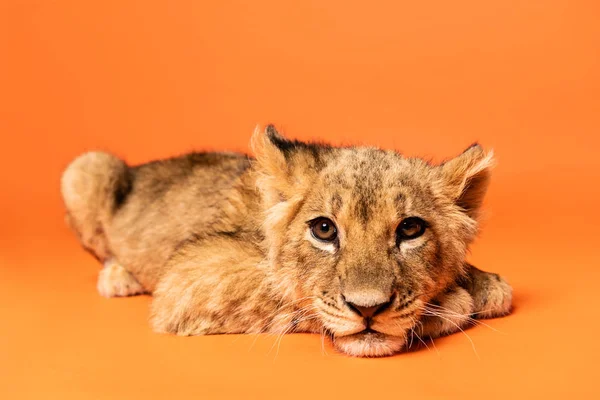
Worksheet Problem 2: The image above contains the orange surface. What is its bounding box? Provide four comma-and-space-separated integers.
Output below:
1, 1, 599, 398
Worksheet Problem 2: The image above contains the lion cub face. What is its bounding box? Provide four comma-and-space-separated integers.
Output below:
254, 127, 493, 357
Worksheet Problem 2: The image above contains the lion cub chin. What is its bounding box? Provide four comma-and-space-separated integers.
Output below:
335, 332, 407, 357
61, 125, 512, 357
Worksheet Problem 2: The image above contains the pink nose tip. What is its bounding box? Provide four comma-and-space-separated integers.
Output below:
352, 304, 382, 318
344, 296, 394, 318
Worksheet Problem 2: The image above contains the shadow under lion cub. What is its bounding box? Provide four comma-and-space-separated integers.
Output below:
61, 125, 512, 357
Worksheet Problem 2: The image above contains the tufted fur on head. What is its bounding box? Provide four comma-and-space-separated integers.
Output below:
61, 125, 511, 357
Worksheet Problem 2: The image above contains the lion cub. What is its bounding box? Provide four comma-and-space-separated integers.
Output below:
61, 126, 512, 357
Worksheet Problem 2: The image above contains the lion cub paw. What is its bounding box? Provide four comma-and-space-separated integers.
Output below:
418, 286, 474, 339
471, 273, 513, 319
97, 261, 145, 298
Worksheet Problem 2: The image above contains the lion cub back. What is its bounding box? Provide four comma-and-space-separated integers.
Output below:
62, 150, 261, 291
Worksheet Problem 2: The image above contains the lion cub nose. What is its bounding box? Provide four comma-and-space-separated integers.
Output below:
343, 294, 394, 318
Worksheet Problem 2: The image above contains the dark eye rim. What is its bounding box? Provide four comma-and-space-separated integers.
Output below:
308, 217, 339, 243
396, 217, 428, 242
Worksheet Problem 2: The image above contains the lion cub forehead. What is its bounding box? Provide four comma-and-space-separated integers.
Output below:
312, 148, 435, 224
320, 147, 432, 188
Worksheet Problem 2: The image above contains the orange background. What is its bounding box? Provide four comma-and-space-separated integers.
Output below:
1, 1, 599, 398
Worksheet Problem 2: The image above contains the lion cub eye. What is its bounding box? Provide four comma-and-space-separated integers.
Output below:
396, 217, 427, 241
310, 218, 338, 242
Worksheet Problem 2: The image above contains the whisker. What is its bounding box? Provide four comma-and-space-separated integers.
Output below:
320, 327, 330, 357
421, 308, 479, 359
412, 327, 433, 354
403, 316, 436, 355
424, 303, 506, 334
408, 317, 416, 349
428, 335, 439, 355
246, 301, 321, 354
269, 305, 321, 359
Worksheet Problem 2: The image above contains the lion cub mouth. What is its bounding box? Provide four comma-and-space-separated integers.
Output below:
358, 328, 378, 334
333, 329, 406, 357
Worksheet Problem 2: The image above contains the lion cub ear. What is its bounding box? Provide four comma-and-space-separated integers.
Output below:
438, 144, 495, 220
251, 125, 323, 203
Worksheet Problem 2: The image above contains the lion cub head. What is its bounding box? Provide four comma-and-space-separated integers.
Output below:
253, 126, 493, 357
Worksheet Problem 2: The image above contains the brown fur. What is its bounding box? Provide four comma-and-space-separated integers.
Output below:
61, 126, 512, 357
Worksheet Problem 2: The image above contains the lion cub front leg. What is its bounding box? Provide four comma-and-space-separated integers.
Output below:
150, 238, 285, 336
416, 265, 513, 340
97, 260, 146, 298
459, 264, 513, 319
417, 286, 474, 339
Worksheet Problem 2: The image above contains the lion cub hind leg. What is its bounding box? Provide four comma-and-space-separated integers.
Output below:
97, 260, 146, 298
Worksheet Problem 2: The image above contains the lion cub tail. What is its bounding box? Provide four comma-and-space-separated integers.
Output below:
60, 151, 131, 261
